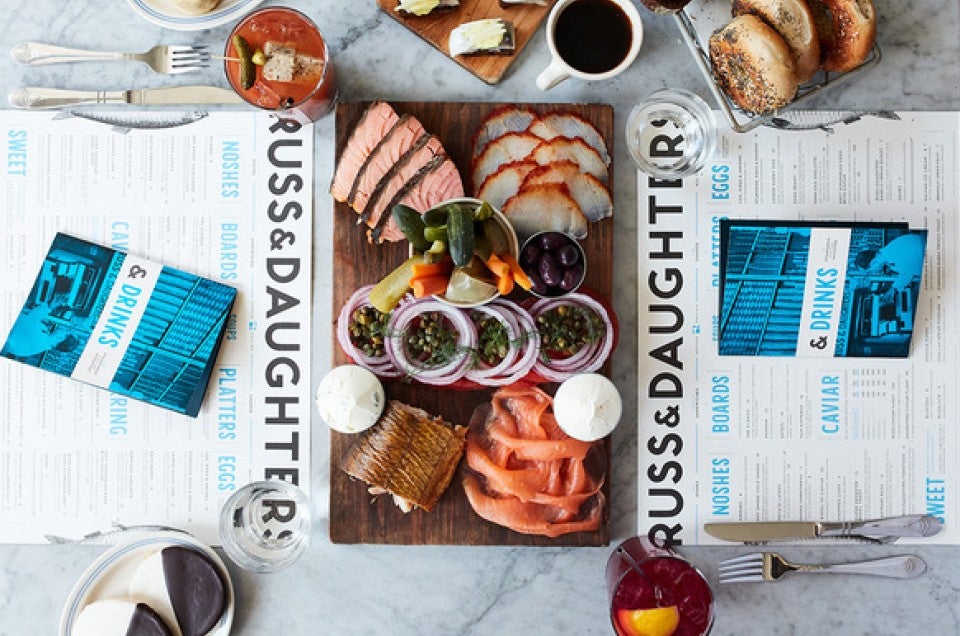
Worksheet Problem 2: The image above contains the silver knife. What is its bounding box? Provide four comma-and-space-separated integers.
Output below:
704, 514, 942, 543
8, 86, 243, 109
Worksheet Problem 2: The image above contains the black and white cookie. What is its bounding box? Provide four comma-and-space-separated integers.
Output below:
128, 546, 227, 636
73, 599, 172, 636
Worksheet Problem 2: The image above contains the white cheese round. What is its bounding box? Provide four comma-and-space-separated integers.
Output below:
315, 365, 385, 434
553, 373, 622, 441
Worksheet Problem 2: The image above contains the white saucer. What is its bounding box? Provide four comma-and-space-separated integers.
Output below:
59, 531, 234, 636
124, 0, 264, 31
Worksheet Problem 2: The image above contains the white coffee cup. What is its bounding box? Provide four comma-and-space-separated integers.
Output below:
536, 0, 644, 91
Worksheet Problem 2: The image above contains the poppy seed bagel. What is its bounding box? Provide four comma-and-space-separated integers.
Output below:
732, 0, 821, 83
709, 14, 799, 114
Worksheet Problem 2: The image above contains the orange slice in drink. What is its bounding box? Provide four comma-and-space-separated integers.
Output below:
615, 605, 681, 636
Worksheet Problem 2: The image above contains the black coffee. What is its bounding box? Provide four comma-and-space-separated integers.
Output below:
555, 0, 633, 74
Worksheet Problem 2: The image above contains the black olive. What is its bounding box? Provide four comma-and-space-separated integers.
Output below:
539, 232, 567, 252
539, 253, 562, 287
560, 264, 584, 291
521, 243, 541, 266
558, 244, 580, 266
528, 271, 548, 295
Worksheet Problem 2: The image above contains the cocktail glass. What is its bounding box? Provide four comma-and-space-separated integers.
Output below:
606, 537, 714, 636
219, 479, 311, 573
224, 7, 338, 123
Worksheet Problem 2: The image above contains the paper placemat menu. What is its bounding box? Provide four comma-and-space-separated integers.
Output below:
0, 111, 312, 544
637, 112, 959, 545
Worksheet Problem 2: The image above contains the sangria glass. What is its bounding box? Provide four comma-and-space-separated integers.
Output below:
606, 537, 714, 636
224, 7, 338, 122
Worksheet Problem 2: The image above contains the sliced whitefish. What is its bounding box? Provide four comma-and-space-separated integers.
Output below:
502, 182, 588, 240
472, 106, 538, 158
528, 112, 611, 165
522, 161, 613, 221
470, 131, 543, 193
529, 137, 609, 183
476, 161, 539, 210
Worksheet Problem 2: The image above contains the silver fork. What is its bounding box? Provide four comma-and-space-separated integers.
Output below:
718, 552, 927, 583
11, 42, 210, 75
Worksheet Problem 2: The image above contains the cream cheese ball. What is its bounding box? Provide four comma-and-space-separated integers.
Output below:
315, 365, 385, 434
553, 373, 622, 441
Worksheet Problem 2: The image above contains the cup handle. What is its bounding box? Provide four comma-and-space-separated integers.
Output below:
536, 59, 569, 91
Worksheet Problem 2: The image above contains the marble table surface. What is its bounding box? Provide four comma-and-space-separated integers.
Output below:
1, 1, 960, 634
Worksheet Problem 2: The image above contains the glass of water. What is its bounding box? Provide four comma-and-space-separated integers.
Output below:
626, 88, 718, 179
219, 480, 311, 572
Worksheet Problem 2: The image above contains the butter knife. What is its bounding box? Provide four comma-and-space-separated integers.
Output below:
704, 514, 942, 543
8, 86, 243, 109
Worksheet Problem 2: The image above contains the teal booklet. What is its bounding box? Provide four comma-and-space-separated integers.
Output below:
718, 220, 928, 358
1, 233, 237, 417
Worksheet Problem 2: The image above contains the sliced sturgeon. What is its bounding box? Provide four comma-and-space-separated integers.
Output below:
375, 156, 464, 243
530, 137, 609, 183
362, 133, 444, 228
528, 112, 611, 165
368, 152, 446, 243
472, 106, 538, 158
502, 182, 588, 240
348, 114, 427, 214
522, 161, 613, 221
476, 161, 539, 210
470, 131, 543, 193
331, 101, 399, 202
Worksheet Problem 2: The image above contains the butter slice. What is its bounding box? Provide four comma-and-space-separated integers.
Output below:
449, 19, 511, 57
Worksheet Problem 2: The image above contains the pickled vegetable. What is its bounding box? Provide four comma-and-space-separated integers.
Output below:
232, 34, 256, 90
447, 204, 475, 267
445, 269, 498, 304
368, 254, 424, 313
392, 204, 431, 252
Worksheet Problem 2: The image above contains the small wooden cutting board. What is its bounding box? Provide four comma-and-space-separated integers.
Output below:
376, 0, 555, 85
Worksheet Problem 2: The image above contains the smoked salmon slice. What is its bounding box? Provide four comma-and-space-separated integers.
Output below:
463, 386, 606, 537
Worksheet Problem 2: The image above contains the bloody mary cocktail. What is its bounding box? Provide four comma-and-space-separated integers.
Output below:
225, 7, 337, 122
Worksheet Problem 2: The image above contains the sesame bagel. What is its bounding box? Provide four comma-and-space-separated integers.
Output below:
808, 0, 876, 72
732, 0, 821, 83
709, 14, 798, 114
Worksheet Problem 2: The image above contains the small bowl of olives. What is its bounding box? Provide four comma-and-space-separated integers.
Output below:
519, 231, 587, 298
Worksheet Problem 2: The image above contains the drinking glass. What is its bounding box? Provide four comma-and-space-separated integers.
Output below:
626, 89, 718, 179
606, 537, 714, 636
224, 7, 338, 122
219, 479, 311, 573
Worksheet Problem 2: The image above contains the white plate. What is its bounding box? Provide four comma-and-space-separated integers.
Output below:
125, 0, 264, 31
59, 531, 234, 636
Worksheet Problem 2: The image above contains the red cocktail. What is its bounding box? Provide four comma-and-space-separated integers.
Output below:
225, 7, 337, 122
606, 538, 714, 636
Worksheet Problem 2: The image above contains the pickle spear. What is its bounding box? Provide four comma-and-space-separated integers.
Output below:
232, 34, 256, 90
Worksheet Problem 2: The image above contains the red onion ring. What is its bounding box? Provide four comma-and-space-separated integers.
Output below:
465, 304, 520, 381
480, 300, 541, 385
385, 299, 478, 385
336, 285, 403, 378
531, 293, 613, 381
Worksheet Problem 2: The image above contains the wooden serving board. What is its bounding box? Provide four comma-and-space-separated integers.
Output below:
330, 100, 614, 545
376, 0, 555, 85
